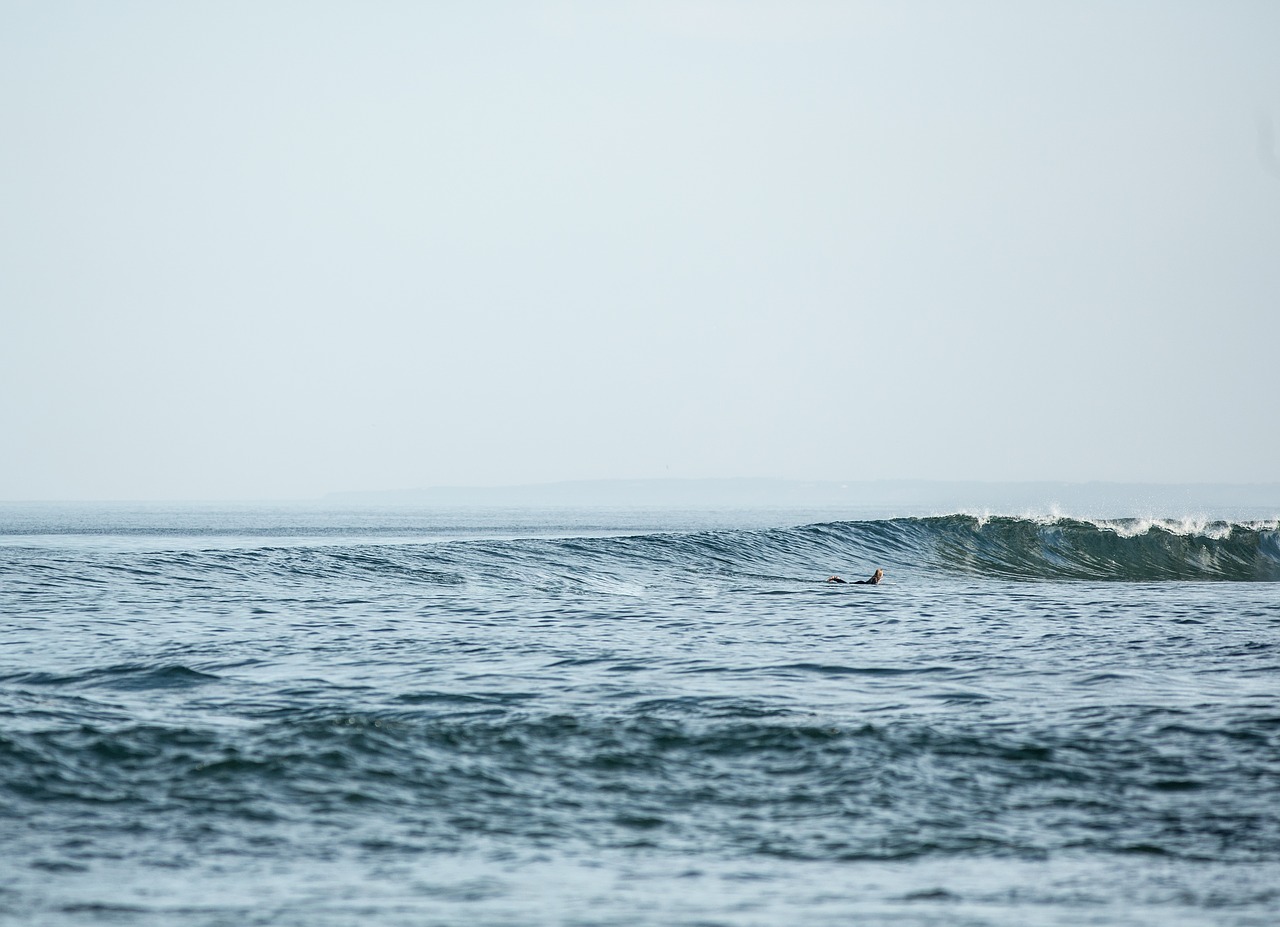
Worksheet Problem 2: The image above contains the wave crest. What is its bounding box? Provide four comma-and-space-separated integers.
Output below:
821, 515, 1280, 581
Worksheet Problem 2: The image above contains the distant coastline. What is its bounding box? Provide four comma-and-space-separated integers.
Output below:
324, 478, 1280, 517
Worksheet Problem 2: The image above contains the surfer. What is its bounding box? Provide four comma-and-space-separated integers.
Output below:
826, 569, 884, 585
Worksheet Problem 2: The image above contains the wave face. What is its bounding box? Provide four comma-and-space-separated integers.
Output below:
796, 514, 1280, 582
492, 514, 1280, 584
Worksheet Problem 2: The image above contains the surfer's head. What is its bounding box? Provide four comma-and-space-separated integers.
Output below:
870, 569, 884, 584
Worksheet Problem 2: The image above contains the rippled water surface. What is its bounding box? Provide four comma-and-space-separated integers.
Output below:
2, 505, 1278, 925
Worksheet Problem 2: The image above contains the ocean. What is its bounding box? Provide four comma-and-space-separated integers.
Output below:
1, 503, 1278, 926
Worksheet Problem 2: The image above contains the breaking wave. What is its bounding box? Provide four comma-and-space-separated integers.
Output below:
804, 514, 1280, 582
4, 514, 1276, 588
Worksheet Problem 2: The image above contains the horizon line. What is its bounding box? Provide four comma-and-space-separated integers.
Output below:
5, 476, 1279, 506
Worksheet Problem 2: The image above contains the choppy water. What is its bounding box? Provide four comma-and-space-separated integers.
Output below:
2, 504, 1278, 926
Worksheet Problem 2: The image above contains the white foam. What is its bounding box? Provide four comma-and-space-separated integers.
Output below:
942, 509, 1279, 540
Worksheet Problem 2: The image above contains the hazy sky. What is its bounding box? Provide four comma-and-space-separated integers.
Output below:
3, 1, 1278, 500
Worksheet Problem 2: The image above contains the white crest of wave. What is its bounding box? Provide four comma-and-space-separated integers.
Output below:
951, 510, 1278, 540
1084, 516, 1238, 540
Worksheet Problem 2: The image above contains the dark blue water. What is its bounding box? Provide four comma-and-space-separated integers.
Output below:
2, 505, 1278, 925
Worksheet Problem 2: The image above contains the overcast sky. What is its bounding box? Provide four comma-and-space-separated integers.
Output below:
2, 1, 1278, 501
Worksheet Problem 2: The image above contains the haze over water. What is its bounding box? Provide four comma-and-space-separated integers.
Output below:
3, 3, 1279, 500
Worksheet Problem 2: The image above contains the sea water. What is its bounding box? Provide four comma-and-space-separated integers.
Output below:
1, 504, 1278, 926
